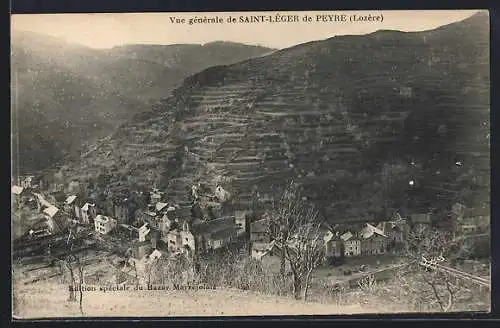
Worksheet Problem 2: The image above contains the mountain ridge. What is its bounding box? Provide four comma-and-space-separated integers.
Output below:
11, 31, 274, 176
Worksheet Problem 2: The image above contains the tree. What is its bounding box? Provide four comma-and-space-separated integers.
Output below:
59, 227, 86, 315
284, 219, 325, 300
268, 180, 325, 300
403, 226, 460, 312
61, 253, 85, 315
268, 180, 302, 277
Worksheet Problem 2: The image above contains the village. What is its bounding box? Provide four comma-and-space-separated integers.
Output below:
11, 173, 490, 290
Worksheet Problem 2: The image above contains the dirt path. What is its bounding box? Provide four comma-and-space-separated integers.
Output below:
13, 280, 397, 318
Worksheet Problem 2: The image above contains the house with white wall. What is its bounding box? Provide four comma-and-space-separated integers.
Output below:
94, 215, 117, 235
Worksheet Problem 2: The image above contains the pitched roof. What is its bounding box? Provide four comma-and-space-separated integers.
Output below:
95, 215, 115, 223
192, 216, 234, 235
155, 202, 168, 212
250, 218, 269, 233
43, 206, 59, 218
65, 195, 77, 205
323, 230, 340, 243
11, 185, 24, 195
360, 223, 387, 239
340, 231, 354, 241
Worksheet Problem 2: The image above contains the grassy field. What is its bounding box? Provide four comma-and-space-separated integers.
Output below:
12, 256, 490, 318
13, 279, 394, 318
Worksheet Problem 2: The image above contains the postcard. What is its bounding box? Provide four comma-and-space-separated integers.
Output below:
11, 10, 490, 318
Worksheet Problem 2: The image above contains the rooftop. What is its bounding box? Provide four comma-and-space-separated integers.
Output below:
323, 230, 340, 242
340, 231, 354, 241
192, 216, 234, 235
12, 185, 24, 195
43, 206, 59, 218
95, 215, 115, 223
250, 218, 269, 233
65, 195, 77, 205
155, 202, 168, 212
360, 223, 387, 239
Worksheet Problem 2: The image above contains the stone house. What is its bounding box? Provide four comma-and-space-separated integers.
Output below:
64, 195, 81, 219
251, 241, 292, 273
114, 199, 132, 225
323, 230, 342, 259
165, 215, 244, 255
142, 202, 170, 230
251, 241, 275, 260
138, 222, 151, 242
191, 216, 240, 253
234, 210, 249, 237
94, 215, 118, 235
359, 223, 388, 256
340, 231, 361, 257
376, 215, 408, 250
119, 221, 151, 242
12, 185, 29, 208
42, 205, 62, 232
160, 205, 192, 235
164, 220, 196, 255
250, 218, 272, 244
81, 203, 97, 225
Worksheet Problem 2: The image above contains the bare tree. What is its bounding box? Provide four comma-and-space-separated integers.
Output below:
268, 180, 306, 278
284, 219, 325, 301
61, 254, 85, 315
403, 226, 459, 312
421, 270, 456, 312
404, 225, 454, 260
268, 181, 325, 300
60, 227, 85, 315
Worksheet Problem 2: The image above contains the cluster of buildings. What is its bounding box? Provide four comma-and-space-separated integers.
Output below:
12, 179, 250, 263
249, 214, 408, 263
249, 202, 490, 265
12, 173, 490, 270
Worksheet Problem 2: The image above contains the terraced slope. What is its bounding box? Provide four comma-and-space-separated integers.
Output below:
63, 12, 490, 221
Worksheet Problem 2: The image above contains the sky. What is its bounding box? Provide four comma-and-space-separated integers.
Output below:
11, 10, 482, 49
